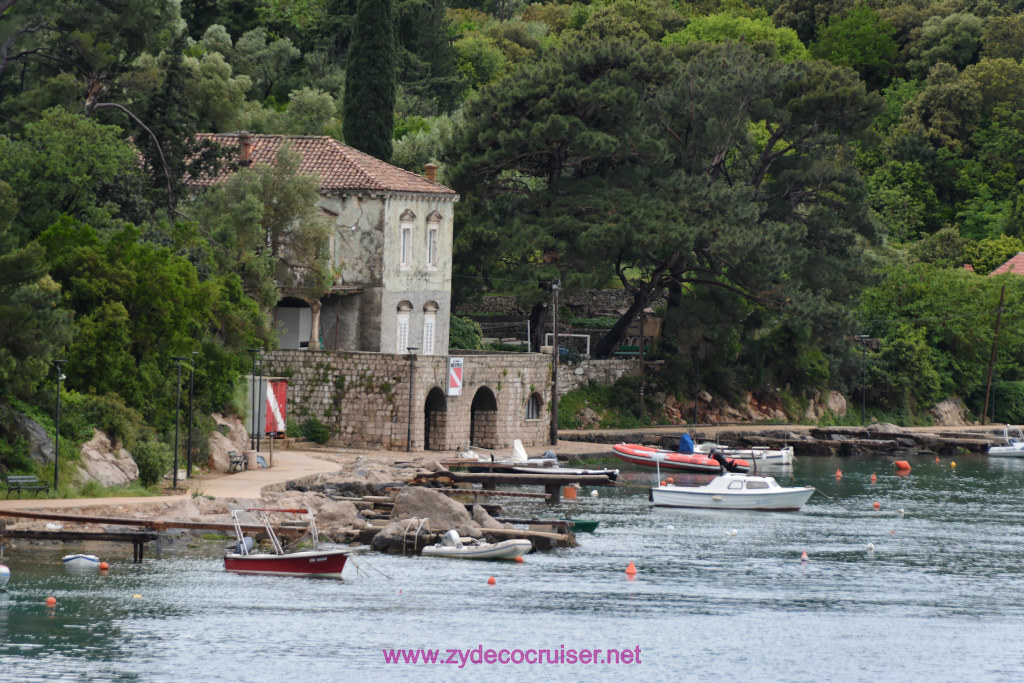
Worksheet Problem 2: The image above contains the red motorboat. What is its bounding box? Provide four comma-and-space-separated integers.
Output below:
612, 443, 750, 474
224, 508, 349, 578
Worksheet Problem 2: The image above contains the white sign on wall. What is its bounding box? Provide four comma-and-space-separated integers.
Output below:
448, 357, 463, 396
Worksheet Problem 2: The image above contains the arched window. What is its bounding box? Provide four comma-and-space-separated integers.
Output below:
526, 393, 543, 420
426, 211, 442, 268
422, 301, 438, 355
400, 210, 415, 269
397, 300, 413, 354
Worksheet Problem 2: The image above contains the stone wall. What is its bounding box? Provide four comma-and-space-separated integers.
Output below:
557, 357, 645, 394
264, 349, 553, 451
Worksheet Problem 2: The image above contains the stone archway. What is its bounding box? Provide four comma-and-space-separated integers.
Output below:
424, 387, 447, 451
470, 386, 499, 448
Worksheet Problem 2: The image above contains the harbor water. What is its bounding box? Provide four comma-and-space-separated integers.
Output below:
3, 453, 1024, 682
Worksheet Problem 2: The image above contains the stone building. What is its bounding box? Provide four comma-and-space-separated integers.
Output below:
193, 132, 556, 450
195, 132, 458, 355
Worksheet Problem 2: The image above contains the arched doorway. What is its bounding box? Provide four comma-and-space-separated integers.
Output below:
470, 387, 499, 448
424, 387, 447, 451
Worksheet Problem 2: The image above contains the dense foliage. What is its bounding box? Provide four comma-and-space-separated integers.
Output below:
4, 0, 1024, 478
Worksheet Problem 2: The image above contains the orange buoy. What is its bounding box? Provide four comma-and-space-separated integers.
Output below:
514, 556, 524, 564
835, 469, 843, 480
800, 551, 809, 561
563, 486, 577, 500
873, 501, 881, 509
660, 481, 666, 486
45, 596, 56, 606
951, 461, 956, 468
487, 576, 496, 585
870, 473, 877, 484
935, 456, 940, 464
99, 562, 109, 571
625, 561, 637, 575
667, 477, 674, 484
895, 460, 911, 472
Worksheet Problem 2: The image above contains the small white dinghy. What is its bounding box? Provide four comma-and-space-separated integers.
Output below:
0, 563, 10, 591
988, 426, 1024, 456
421, 530, 532, 560
62, 554, 101, 571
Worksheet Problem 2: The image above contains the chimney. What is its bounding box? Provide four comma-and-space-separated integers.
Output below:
424, 162, 438, 183
238, 131, 253, 167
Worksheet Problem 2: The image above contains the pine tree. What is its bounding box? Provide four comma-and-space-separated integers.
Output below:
343, 0, 396, 161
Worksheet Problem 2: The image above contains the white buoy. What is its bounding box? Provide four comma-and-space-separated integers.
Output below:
726, 529, 738, 537
590, 489, 598, 497
666, 525, 675, 530
866, 543, 875, 554
899, 509, 905, 517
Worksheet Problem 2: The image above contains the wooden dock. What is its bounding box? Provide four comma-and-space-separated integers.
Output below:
413, 469, 617, 503
0, 510, 306, 563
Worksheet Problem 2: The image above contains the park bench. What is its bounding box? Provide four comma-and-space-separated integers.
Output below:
614, 345, 651, 358
5, 475, 50, 498
227, 451, 247, 473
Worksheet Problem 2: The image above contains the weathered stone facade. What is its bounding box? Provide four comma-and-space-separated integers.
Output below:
264, 349, 554, 451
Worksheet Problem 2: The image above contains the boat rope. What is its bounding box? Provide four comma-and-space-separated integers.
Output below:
347, 554, 392, 580
812, 487, 853, 512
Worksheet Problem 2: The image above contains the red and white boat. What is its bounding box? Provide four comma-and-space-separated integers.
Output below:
612, 443, 750, 474
224, 508, 349, 578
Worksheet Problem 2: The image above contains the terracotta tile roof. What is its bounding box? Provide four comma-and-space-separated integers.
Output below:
191, 133, 455, 196
989, 252, 1024, 276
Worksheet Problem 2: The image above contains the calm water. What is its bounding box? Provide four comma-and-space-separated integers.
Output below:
3, 453, 1024, 682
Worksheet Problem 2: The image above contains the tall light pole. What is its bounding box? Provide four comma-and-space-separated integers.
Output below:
256, 353, 264, 453
550, 278, 560, 446
406, 347, 418, 452
856, 335, 870, 426
172, 356, 186, 488
53, 359, 67, 492
186, 351, 198, 478
247, 348, 261, 450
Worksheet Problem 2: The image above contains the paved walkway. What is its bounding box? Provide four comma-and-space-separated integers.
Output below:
0, 449, 343, 512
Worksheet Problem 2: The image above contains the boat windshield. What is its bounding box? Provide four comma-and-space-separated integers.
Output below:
745, 480, 769, 489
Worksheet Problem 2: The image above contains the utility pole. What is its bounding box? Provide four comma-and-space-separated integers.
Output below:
983, 285, 1006, 425
638, 296, 646, 419
550, 278, 560, 446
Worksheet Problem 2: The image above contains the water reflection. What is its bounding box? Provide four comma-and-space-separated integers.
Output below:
3, 453, 1024, 680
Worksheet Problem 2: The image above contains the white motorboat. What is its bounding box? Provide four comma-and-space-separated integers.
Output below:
694, 442, 795, 464
421, 530, 532, 560
62, 554, 101, 571
0, 563, 9, 591
988, 426, 1024, 456
650, 472, 815, 511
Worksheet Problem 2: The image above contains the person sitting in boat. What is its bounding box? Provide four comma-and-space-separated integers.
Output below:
677, 433, 695, 454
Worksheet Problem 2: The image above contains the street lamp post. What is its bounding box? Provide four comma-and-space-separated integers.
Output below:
53, 359, 67, 492
172, 356, 186, 489
856, 335, 870, 426
247, 348, 261, 450
186, 351, 198, 478
256, 353, 264, 453
406, 348, 418, 452
550, 279, 560, 446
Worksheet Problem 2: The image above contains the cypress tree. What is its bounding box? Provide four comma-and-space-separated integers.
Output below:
343, 0, 396, 161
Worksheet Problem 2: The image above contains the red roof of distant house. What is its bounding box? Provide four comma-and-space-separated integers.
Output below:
989, 252, 1024, 276
190, 133, 455, 196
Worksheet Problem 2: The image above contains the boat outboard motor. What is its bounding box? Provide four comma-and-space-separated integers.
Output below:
541, 450, 557, 461
710, 450, 743, 473
441, 529, 463, 548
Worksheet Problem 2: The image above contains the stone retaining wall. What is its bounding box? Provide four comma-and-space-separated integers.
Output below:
264, 350, 553, 451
